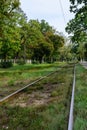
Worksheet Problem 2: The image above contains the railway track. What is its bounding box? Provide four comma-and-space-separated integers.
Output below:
0, 64, 75, 130
0, 64, 73, 104
0, 70, 57, 105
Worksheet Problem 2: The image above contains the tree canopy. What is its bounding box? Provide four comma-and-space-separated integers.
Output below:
0, 0, 66, 67
66, 0, 87, 61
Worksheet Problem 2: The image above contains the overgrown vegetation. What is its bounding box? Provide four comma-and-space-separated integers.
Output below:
66, 0, 87, 61
0, 64, 73, 130
0, 62, 66, 99
74, 64, 87, 130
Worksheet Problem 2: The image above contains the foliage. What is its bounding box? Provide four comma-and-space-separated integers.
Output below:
0, 0, 22, 61
0, 0, 65, 67
66, 0, 87, 61
32, 41, 54, 63
19, 19, 65, 63
59, 45, 73, 61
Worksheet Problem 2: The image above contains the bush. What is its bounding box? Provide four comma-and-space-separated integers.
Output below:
0, 61, 13, 68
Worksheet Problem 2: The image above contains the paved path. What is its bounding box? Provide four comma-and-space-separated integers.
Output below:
80, 61, 87, 69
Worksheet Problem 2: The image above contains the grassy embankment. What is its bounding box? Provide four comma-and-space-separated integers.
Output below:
0, 62, 73, 130
74, 64, 87, 130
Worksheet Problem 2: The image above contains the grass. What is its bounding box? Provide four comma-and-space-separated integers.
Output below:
0, 62, 67, 98
0, 103, 67, 130
0, 65, 73, 130
74, 64, 87, 130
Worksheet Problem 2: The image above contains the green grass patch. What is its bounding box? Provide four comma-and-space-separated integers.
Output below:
74, 64, 87, 130
0, 102, 67, 130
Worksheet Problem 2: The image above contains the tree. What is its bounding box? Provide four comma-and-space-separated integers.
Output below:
40, 20, 54, 35
0, 0, 65, 66
66, 0, 87, 60
59, 45, 73, 61
0, 26, 20, 60
40, 20, 65, 61
17, 9, 28, 62
0, 0, 27, 64
0, 0, 20, 39
49, 34, 65, 61
26, 20, 54, 63
32, 41, 54, 63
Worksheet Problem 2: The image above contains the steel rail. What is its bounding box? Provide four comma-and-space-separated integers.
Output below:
68, 65, 76, 130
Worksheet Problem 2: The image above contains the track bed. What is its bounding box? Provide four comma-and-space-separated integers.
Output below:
0, 65, 74, 130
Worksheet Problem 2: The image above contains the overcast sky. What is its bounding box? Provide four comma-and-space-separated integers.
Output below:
20, 0, 74, 36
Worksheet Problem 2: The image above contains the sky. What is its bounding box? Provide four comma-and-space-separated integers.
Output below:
20, 0, 74, 36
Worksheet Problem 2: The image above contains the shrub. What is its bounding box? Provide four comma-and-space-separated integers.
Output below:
0, 61, 13, 68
